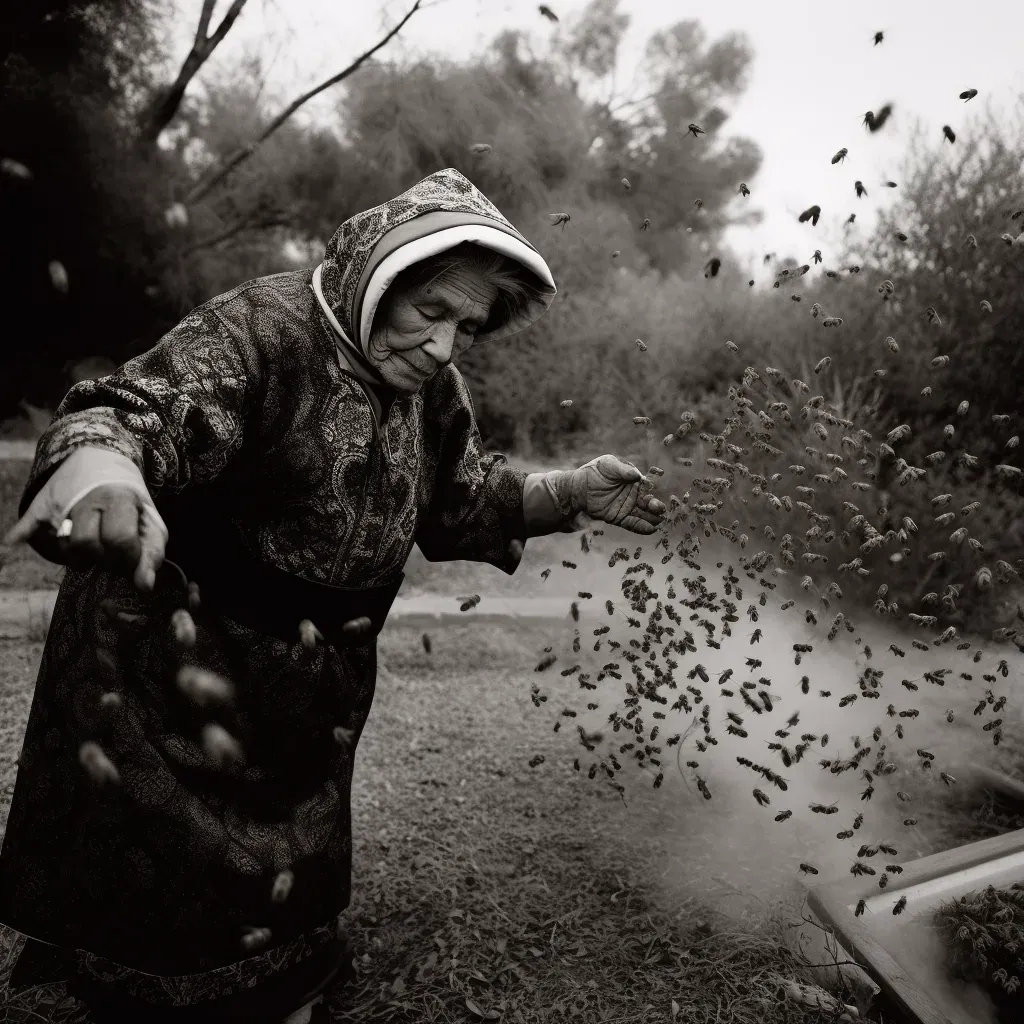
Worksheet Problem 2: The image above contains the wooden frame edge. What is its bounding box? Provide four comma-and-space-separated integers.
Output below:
817, 826, 1024, 902
806, 887, 961, 1024
805, 828, 1024, 1024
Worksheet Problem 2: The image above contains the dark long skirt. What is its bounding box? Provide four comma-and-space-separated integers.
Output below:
0, 557, 377, 1011
3, 922, 355, 1021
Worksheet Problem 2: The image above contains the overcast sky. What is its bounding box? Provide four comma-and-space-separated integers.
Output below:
167, 0, 1024, 270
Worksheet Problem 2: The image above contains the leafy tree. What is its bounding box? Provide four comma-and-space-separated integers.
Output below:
555, 2, 763, 271
0, 0, 170, 414
0, 0, 427, 417
336, 32, 594, 221
869, 104, 1024, 450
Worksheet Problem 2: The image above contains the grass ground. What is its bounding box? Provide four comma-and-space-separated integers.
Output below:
0, 624, 893, 1024
2, 610, 1022, 1023
337, 620, 913, 1024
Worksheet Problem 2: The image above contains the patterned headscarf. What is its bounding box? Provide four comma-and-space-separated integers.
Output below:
312, 168, 557, 379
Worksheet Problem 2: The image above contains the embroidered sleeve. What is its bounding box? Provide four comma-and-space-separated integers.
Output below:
20, 305, 265, 515
415, 368, 527, 575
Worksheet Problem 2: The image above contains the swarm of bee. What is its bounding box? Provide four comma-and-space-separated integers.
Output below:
525, 46, 1021, 912
934, 883, 1024, 998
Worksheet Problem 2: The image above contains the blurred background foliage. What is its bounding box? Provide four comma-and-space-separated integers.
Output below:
2, 0, 1024, 627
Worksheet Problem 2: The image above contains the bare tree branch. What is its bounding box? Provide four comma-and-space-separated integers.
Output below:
195, 0, 216, 40
181, 215, 289, 255
139, 0, 250, 144
184, 0, 425, 207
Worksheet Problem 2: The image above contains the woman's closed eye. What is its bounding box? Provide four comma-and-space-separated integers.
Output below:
416, 306, 479, 335
415, 304, 447, 321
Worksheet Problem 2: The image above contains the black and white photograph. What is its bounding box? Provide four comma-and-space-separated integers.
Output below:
2, 1, 1024, 1021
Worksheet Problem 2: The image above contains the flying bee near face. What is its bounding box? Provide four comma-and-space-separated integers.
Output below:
738, 182, 750, 196
549, 212, 571, 229
832, 148, 848, 165
942, 125, 955, 143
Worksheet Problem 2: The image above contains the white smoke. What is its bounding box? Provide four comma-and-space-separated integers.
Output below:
541, 530, 1021, 1023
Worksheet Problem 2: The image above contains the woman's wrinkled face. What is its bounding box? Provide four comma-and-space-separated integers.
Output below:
366, 265, 498, 392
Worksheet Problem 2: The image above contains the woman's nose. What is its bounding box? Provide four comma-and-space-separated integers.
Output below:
422, 322, 456, 365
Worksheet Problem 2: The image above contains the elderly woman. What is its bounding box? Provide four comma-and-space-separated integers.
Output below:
0, 169, 665, 1023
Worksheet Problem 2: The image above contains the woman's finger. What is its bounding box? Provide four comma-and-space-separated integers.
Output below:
603, 455, 641, 482
2, 489, 65, 561
2, 511, 40, 550
134, 501, 167, 593
64, 506, 104, 567
630, 506, 664, 528
99, 495, 144, 573
642, 495, 666, 515
620, 516, 657, 535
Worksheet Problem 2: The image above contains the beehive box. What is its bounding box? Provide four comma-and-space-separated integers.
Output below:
807, 773, 1024, 1024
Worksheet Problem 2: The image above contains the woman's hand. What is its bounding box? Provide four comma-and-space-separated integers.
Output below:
3, 476, 167, 593
570, 455, 667, 535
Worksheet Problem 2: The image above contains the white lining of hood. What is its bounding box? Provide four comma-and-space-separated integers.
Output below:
357, 224, 557, 353
311, 263, 382, 388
